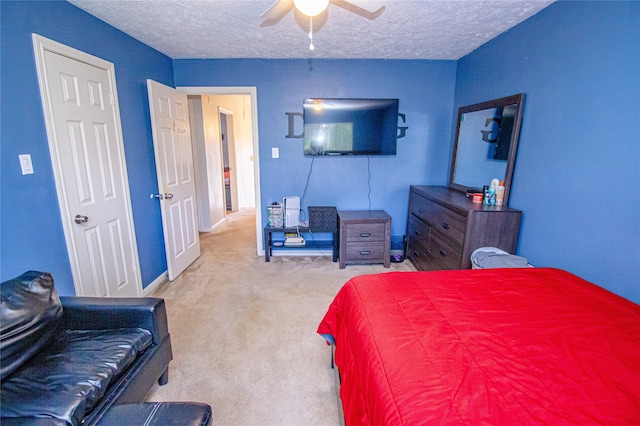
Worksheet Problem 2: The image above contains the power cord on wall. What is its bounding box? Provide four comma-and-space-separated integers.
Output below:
367, 155, 372, 211
298, 155, 315, 225
307, 229, 332, 260
301, 154, 373, 210
300, 155, 315, 207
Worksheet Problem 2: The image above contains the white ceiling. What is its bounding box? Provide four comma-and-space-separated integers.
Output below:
67, 0, 555, 60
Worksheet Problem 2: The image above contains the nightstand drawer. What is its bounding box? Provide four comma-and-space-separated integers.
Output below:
428, 231, 463, 269
411, 194, 466, 244
345, 223, 387, 242
344, 242, 386, 262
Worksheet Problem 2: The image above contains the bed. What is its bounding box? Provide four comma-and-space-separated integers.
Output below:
317, 268, 640, 425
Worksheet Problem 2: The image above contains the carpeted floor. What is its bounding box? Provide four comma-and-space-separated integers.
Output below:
145, 208, 415, 425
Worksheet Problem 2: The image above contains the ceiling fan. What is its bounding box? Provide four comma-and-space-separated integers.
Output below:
260, 0, 386, 26
261, 0, 385, 50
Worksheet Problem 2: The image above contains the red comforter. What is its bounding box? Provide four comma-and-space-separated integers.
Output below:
317, 268, 640, 425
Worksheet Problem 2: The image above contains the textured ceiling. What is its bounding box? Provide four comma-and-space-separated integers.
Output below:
67, 0, 554, 60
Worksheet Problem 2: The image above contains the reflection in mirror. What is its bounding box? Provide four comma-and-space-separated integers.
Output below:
449, 94, 524, 207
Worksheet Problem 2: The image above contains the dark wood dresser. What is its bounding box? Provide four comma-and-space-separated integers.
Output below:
406, 186, 522, 271
338, 210, 391, 269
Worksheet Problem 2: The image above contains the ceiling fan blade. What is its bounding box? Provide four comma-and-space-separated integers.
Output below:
333, 0, 385, 20
260, 0, 294, 25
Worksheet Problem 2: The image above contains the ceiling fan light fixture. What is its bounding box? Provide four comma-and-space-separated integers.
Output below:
294, 0, 329, 17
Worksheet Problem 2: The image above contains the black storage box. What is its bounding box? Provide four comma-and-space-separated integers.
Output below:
308, 206, 337, 232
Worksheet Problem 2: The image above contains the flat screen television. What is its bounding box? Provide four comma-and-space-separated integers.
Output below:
302, 98, 399, 156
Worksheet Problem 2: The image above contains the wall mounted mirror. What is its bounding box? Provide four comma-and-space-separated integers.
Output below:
449, 93, 525, 207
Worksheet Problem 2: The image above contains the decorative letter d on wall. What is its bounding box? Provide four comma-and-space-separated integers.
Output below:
286, 112, 304, 138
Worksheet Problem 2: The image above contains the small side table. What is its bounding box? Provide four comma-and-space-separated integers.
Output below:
338, 210, 391, 269
264, 225, 338, 262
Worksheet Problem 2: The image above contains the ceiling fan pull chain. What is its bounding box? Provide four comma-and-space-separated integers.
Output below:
309, 16, 315, 50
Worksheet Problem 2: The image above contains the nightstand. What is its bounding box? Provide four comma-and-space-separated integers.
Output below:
338, 210, 391, 269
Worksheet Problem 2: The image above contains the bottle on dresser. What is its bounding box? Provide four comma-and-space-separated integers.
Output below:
483, 185, 491, 205
496, 180, 505, 207
484, 179, 499, 206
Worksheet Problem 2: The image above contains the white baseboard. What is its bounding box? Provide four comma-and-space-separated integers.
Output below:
143, 271, 168, 296
199, 217, 226, 234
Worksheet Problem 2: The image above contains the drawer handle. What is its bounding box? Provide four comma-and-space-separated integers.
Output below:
414, 229, 421, 236
418, 208, 425, 214
360, 250, 371, 256
439, 249, 448, 257
360, 233, 371, 238
441, 222, 450, 230
413, 250, 419, 257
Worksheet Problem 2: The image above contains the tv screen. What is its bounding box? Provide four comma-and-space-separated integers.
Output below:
302, 98, 399, 156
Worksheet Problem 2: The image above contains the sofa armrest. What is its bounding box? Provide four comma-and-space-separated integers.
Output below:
60, 297, 169, 345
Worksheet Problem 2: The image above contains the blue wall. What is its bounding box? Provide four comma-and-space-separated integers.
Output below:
455, 1, 640, 302
0, 1, 173, 294
2, 1, 638, 303
174, 59, 457, 236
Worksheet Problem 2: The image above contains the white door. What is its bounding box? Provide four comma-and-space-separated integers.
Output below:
147, 80, 200, 280
33, 35, 141, 297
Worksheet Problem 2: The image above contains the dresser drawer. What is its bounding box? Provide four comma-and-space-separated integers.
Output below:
407, 237, 452, 271
428, 231, 463, 269
344, 242, 386, 262
410, 193, 466, 244
407, 214, 430, 246
406, 237, 431, 270
345, 223, 387, 242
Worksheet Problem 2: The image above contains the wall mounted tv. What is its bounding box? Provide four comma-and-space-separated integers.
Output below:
302, 98, 399, 156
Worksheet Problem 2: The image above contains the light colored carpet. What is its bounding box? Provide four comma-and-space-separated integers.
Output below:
145, 208, 415, 425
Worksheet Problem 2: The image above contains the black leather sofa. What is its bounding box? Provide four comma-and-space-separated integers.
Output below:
0, 271, 175, 425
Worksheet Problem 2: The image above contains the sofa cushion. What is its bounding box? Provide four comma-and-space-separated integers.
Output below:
0, 327, 152, 426
1, 271, 63, 380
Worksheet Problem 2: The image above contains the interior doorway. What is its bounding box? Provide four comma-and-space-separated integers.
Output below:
180, 87, 262, 256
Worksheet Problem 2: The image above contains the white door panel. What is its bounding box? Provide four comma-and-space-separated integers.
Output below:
147, 80, 200, 280
183, 196, 199, 246
33, 35, 141, 297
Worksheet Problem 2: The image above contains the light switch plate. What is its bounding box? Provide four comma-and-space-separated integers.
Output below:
19, 154, 34, 175
272, 147, 279, 158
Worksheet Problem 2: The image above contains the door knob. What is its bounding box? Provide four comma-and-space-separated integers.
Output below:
150, 193, 173, 200
74, 215, 89, 224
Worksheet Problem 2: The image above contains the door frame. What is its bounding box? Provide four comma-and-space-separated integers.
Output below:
178, 87, 263, 256
32, 34, 142, 296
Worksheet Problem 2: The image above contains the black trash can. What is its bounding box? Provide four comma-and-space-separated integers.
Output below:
390, 235, 405, 263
